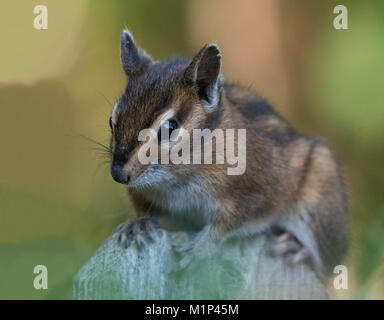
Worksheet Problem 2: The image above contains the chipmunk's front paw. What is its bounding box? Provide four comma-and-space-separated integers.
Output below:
116, 218, 160, 250
267, 228, 310, 265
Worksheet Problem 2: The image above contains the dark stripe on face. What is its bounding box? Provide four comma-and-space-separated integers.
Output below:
111, 57, 191, 166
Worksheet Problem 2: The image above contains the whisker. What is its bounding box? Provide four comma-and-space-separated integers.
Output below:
79, 134, 111, 153
97, 90, 115, 108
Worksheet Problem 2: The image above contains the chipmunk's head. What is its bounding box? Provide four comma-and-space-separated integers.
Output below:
109, 30, 223, 188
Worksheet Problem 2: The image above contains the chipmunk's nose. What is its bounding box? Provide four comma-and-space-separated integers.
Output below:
110, 163, 130, 184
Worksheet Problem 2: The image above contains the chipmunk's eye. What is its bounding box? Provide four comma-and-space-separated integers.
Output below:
109, 116, 113, 129
158, 119, 179, 143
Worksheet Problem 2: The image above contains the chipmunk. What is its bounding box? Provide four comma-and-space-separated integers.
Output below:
108, 29, 349, 277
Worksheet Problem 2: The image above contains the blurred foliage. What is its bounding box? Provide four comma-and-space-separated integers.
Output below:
0, 0, 383, 299
304, 0, 384, 296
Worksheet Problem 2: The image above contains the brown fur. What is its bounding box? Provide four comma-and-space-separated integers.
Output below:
110, 30, 349, 277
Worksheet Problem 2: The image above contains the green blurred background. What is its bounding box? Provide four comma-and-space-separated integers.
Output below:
0, 0, 383, 299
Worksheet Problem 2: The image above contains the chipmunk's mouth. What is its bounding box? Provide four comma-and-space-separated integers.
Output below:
127, 165, 170, 189
110, 162, 172, 189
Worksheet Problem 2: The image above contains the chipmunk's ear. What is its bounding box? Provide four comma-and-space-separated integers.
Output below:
184, 44, 222, 107
120, 29, 152, 77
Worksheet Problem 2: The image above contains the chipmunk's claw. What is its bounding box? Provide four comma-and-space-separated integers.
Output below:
178, 252, 195, 272
116, 218, 160, 250
172, 232, 218, 273
172, 239, 195, 272
267, 228, 310, 265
